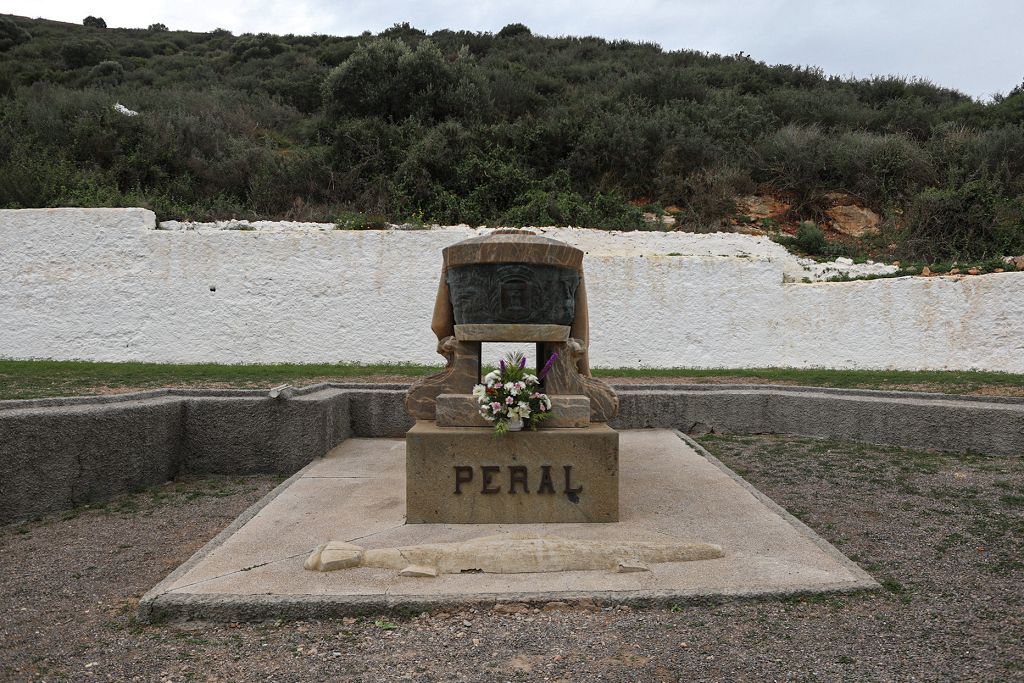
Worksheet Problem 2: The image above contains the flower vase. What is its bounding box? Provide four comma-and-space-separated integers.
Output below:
507, 416, 524, 432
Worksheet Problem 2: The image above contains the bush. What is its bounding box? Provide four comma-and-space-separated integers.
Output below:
230, 33, 285, 61
61, 38, 112, 69
795, 221, 827, 254
83, 16, 107, 29
500, 184, 643, 230
657, 164, 752, 227
0, 18, 31, 52
828, 131, 935, 209
147, 23, 168, 32
901, 180, 1024, 260
754, 124, 831, 211
89, 60, 124, 85
323, 39, 485, 123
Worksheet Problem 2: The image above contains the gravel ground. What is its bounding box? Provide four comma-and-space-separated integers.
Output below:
2, 435, 1022, 682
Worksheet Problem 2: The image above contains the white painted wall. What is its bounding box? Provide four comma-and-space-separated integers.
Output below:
2, 208, 1022, 372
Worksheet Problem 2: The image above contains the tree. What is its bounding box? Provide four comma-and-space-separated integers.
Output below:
147, 23, 168, 32
83, 16, 107, 29
497, 23, 531, 39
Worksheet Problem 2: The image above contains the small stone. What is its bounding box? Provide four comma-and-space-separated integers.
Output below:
342, 617, 357, 626
462, 620, 472, 627
968, 267, 979, 275
472, 638, 481, 646
949, 267, 960, 275
921, 266, 931, 276
398, 564, 438, 578
615, 560, 650, 573
994, 268, 1004, 273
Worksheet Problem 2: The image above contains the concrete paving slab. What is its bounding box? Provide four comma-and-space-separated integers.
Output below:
140, 430, 878, 621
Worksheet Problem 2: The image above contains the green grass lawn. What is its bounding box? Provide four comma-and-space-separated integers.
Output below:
1, 359, 1023, 400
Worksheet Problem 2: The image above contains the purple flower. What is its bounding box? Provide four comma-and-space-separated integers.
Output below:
500, 359, 506, 373
538, 352, 558, 380
518, 355, 527, 369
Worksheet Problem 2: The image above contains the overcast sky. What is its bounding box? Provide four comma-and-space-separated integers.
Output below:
10, 0, 1023, 100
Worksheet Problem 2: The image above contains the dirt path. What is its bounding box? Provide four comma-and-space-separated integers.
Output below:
2, 436, 1022, 681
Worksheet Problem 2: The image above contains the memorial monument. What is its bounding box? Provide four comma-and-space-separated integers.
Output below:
404, 229, 621, 524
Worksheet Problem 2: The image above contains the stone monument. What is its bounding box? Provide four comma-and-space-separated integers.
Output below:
404, 229, 621, 524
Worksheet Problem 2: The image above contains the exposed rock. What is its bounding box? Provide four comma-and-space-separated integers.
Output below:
949, 268, 961, 275
795, 257, 898, 281
968, 268, 979, 275
735, 195, 789, 220
921, 266, 931, 276
826, 204, 881, 237
492, 602, 530, 615
824, 192, 855, 205
541, 601, 571, 611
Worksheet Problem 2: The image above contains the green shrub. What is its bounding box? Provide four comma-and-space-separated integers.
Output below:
61, 38, 112, 68
0, 18, 31, 52
323, 39, 484, 123
230, 33, 285, 61
754, 124, 831, 211
89, 60, 124, 85
795, 221, 827, 254
901, 180, 1024, 260
83, 16, 106, 29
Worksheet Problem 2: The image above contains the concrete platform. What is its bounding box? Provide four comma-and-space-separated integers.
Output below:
139, 430, 877, 621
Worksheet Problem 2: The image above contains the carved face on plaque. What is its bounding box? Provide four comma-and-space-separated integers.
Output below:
497, 265, 533, 322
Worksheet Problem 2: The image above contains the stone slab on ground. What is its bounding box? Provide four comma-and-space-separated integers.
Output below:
139, 430, 877, 621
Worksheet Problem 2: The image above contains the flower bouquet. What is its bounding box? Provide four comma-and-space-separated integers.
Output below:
473, 351, 557, 436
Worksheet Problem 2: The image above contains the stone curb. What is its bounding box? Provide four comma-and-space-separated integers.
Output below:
3, 384, 1023, 524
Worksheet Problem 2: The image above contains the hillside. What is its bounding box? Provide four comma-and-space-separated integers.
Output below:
1, 14, 1023, 261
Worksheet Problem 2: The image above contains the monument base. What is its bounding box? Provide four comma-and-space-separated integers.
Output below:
406, 421, 619, 524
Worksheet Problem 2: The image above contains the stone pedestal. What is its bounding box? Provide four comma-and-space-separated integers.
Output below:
406, 421, 619, 524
